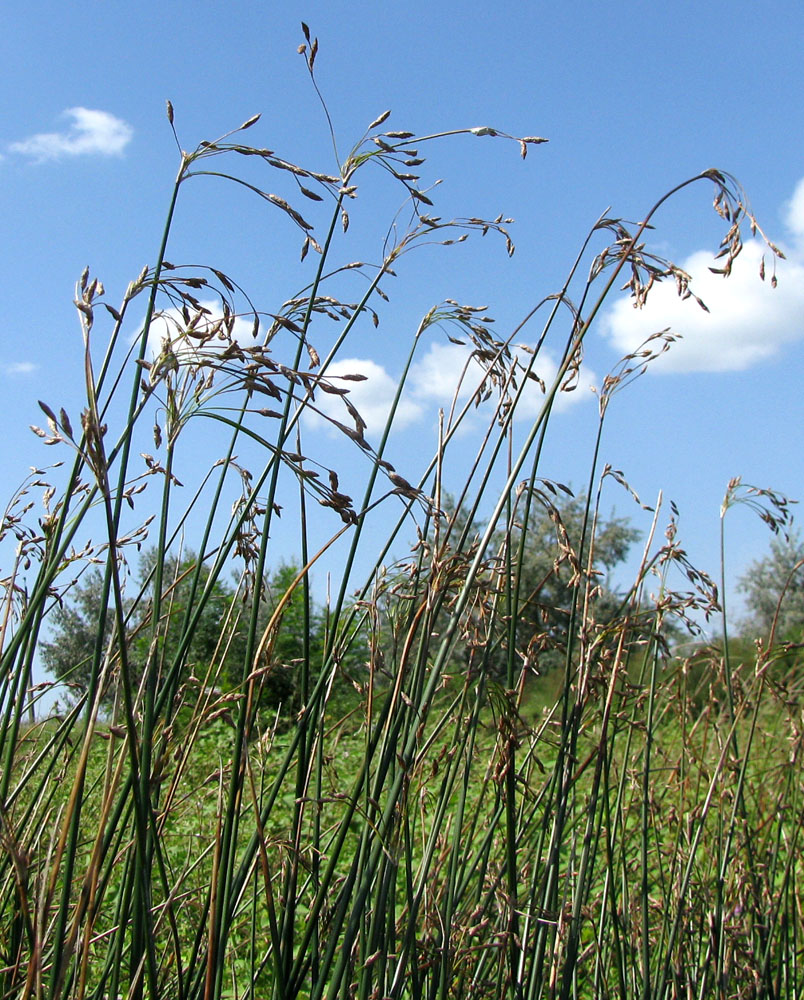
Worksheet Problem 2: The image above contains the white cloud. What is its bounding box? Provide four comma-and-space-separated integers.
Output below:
306, 358, 423, 434
144, 303, 596, 441
784, 177, 804, 247
409, 341, 501, 408
602, 179, 804, 373
408, 340, 596, 418
5, 361, 37, 375
307, 339, 596, 440
143, 300, 257, 362
9, 108, 133, 162
143, 312, 426, 436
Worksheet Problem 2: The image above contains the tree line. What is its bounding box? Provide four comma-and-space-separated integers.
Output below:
42, 494, 804, 715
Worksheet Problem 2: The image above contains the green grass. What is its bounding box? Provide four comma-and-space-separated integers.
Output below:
7, 654, 803, 999
0, 30, 800, 1000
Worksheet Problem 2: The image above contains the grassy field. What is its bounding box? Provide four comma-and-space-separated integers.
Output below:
6, 642, 803, 999
1, 43, 801, 1000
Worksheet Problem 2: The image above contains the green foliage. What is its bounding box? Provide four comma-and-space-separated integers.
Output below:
510, 489, 640, 671
40, 568, 116, 697
135, 549, 243, 676
401, 489, 642, 682
738, 528, 804, 644
41, 552, 329, 714
674, 634, 760, 713
239, 561, 329, 713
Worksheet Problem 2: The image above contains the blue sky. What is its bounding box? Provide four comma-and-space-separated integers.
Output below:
1, 1, 803, 642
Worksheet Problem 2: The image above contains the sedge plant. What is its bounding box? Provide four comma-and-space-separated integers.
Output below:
0, 27, 801, 1000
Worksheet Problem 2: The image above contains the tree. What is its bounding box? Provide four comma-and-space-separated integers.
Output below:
231, 561, 328, 714
497, 490, 641, 675
738, 530, 804, 645
42, 553, 244, 706
131, 549, 244, 683
372, 490, 641, 685
41, 552, 329, 713
40, 568, 118, 698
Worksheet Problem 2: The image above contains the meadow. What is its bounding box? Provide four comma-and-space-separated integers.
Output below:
1, 35, 802, 1000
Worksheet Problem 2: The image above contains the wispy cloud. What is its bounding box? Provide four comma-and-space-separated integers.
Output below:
9, 108, 133, 162
783, 177, 804, 249
5, 361, 37, 375
601, 177, 804, 373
